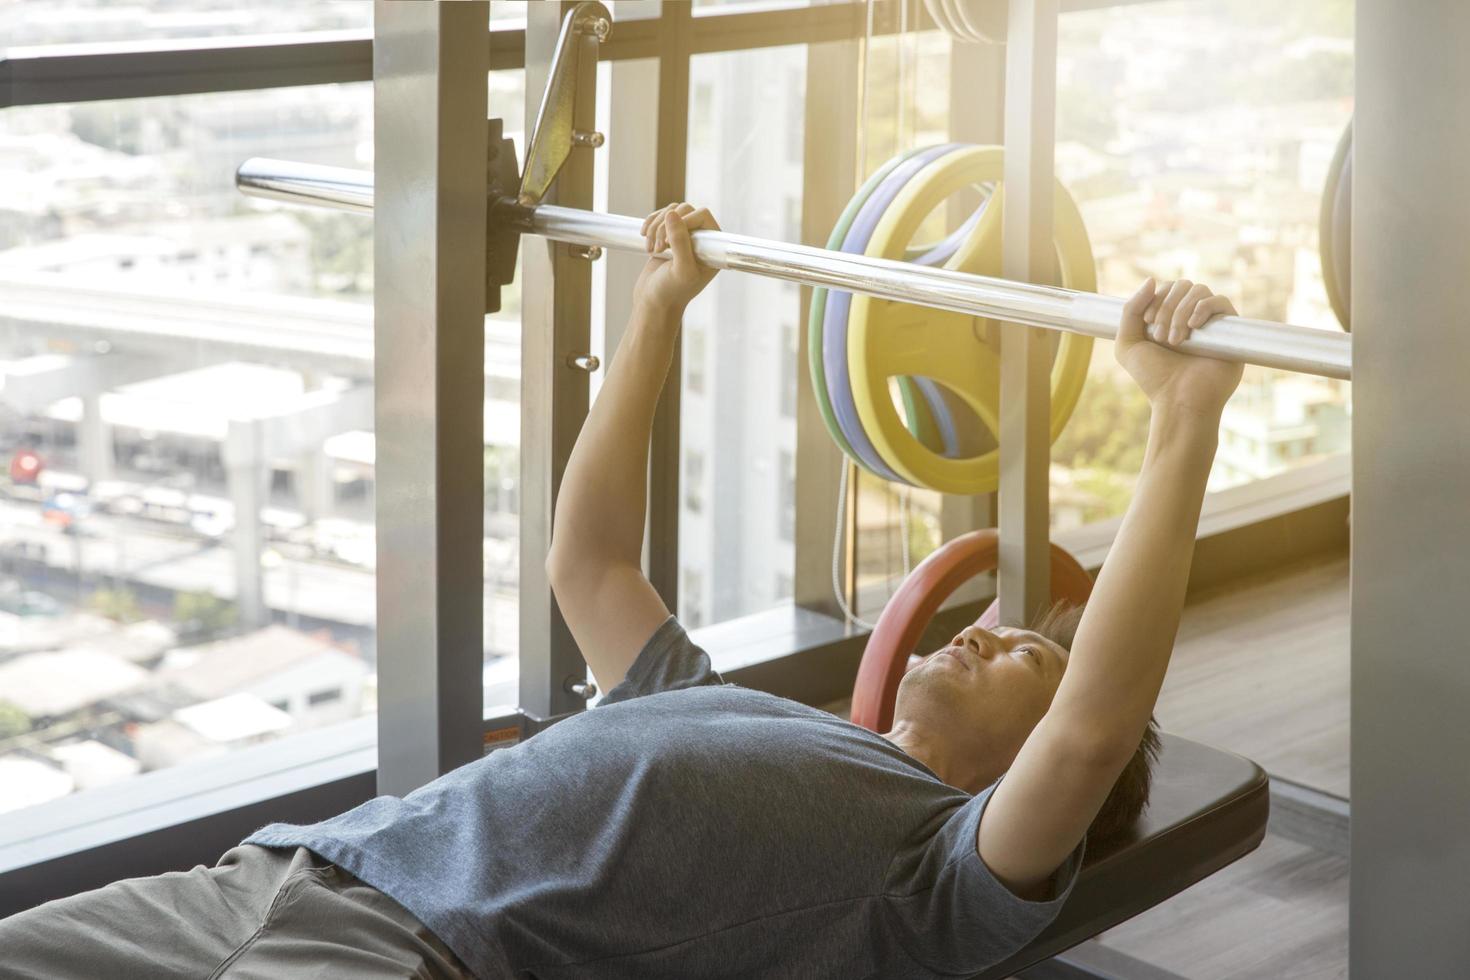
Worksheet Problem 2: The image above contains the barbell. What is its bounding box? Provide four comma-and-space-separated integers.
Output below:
237, 155, 1354, 388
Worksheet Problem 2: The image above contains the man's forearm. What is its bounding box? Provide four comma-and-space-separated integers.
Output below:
977, 281, 1242, 896
546, 207, 717, 689
1048, 405, 1220, 749
549, 301, 680, 569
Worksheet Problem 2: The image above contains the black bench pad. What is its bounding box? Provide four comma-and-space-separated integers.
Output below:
975, 733, 1270, 978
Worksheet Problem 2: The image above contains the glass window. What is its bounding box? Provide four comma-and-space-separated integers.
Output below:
852, 30, 953, 178
482, 68, 527, 717
484, 295, 522, 716
489, 2, 529, 29
681, 567, 706, 629
0, 84, 375, 818
784, 195, 802, 243
1052, 0, 1353, 531
306, 686, 343, 707
785, 66, 806, 164
779, 322, 797, 419
852, 474, 943, 622
685, 450, 706, 514
693, 0, 861, 13
0, 0, 370, 47
835, 26, 953, 624
610, 1, 663, 22
778, 450, 795, 542
691, 83, 715, 150
686, 327, 706, 395
680, 45, 805, 627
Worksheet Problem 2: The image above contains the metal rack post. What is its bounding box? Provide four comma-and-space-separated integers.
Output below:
519, 2, 603, 724
997, 0, 1059, 626
372, 0, 488, 796
1352, 5, 1470, 972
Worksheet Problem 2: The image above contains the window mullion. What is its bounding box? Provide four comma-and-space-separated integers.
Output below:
372, 0, 487, 796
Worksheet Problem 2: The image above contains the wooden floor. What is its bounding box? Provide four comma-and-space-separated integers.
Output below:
1096, 551, 1350, 978
824, 550, 1352, 979
1095, 831, 1348, 979
1156, 551, 1350, 798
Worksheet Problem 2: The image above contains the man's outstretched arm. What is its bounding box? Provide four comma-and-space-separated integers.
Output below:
978, 279, 1245, 897
546, 204, 719, 694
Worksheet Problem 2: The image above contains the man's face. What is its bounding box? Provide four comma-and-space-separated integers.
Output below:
891, 623, 1070, 775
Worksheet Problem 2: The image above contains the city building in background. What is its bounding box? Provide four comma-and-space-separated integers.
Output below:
679, 45, 807, 629
0, 1, 531, 807
1051, 0, 1352, 526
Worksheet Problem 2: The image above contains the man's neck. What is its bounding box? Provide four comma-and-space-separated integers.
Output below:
882, 723, 1003, 795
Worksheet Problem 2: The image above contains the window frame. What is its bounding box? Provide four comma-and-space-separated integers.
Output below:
0, 0, 1345, 908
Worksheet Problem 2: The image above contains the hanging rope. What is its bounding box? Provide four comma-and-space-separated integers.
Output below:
831, 0, 917, 631
831, 460, 876, 631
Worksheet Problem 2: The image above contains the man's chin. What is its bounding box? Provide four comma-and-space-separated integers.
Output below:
895, 672, 982, 717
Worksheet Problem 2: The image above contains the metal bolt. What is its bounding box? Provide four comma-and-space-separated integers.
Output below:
569, 244, 603, 261
572, 130, 605, 148
575, 15, 611, 42
565, 678, 599, 700
566, 353, 601, 372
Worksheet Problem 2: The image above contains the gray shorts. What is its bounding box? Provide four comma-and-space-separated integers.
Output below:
0, 844, 473, 980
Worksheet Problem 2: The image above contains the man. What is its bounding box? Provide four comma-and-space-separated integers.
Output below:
0, 204, 1242, 980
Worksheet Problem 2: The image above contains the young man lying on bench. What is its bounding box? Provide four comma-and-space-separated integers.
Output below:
0, 205, 1242, 980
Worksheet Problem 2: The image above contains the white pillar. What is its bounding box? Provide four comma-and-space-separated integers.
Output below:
297, 449, 334, 522
225, 420, 269, 631
78, 390, 113, 484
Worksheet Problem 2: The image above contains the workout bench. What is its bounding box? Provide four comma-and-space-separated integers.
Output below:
852, 530, 1270, 978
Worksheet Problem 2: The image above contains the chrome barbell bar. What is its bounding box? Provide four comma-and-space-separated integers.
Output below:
236, 156, 1352, 381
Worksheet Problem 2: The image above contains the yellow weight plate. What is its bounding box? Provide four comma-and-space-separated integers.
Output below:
849, 146, 1096, 494
860, 293, 1003, 434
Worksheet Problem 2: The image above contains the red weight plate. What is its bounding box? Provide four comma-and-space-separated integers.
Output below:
851, 529, 1094, 733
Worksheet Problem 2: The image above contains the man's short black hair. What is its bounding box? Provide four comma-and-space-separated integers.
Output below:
1030, 601, 1162, 844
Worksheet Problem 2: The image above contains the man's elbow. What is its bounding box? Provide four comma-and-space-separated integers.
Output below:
545, 543, 590, 601
545, 545, 621, 610
545, 544, 570, 592
1039, 716, 1140, 775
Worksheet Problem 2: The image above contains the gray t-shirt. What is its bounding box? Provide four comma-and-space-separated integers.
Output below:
247, 617, 1082, 979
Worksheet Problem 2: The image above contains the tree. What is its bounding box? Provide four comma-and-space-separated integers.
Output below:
89, 587, 142, 623
173, 590, 237, 638
294, 210, 373, 297
1053, 372, 1152, 476
0, 701, 29, 741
